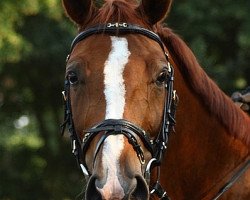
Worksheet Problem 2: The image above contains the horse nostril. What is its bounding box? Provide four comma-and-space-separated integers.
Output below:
85, 177, 102, 200
131, 176, 149, 200
86, 175, 149, 200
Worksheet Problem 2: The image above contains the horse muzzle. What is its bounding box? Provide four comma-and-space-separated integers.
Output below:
85, 174, 149, 200
82, 119, 152, 200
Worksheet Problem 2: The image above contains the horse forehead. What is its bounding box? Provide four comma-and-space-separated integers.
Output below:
72, 34, 161, 61
69, 34, 166, 84
70, 35, 112, 61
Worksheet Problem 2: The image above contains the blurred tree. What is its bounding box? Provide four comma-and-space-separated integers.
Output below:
0, 0, 83, 199
0, 0, 249, 199
167, 0, 250, 93
0, 0, 63, 68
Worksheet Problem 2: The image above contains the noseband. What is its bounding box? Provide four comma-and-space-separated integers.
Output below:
61, 23, 178, 200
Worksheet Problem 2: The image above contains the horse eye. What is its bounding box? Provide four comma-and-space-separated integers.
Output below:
68, 72, 79, 85
156, 70, 168, 85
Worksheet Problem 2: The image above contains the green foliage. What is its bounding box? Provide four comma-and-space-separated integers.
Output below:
0, 0, 249, 199
0, 0, 83, 199
167, 0, 250, 93
0, 0, 68, 70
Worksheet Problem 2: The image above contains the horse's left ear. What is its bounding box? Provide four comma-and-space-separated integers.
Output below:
137, 0, 172, 24
62, 0, 96, 25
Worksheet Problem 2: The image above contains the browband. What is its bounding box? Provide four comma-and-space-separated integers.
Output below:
67, 22, 166, 61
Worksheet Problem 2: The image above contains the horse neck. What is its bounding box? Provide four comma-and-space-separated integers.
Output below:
160, 64, 250, 199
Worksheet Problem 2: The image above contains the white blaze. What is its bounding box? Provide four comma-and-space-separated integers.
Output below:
98, 36, 130, 198
98, 135, 126, 199
104, 36, 130, 119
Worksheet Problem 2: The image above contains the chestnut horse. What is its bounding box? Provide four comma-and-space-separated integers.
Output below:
61, 0, 250, 199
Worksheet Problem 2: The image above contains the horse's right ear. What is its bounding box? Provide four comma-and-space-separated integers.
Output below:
62, 0, 96, 25
138, 0, 172, 24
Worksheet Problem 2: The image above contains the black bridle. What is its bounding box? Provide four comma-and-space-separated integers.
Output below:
61, 22, 250, 200
61, 22, 178, 200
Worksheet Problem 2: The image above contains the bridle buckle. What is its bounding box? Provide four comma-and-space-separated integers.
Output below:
107, 22, 128, 28
62, 91, 67, 101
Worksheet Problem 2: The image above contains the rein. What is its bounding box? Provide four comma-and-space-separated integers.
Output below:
211, 159, 250, 200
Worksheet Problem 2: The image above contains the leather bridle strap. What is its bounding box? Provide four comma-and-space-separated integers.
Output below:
66, 23, 166, 62
81, 119, 155, 173
61, 79, 84, 169
212, 159, 250, 200
61, 22, 178, 200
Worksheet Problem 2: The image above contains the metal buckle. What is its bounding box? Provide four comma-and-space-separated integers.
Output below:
173, 90, 177, 101
145, 158, 157, 184
82, 132, 90, 143
80, 164, 90, 176
62, 91, 67, 101
72, 140, 76, 154
66, 54, 70, 62
138, 151, 145, 165
162, 142, 167, 149
107, 22, 128, 28
167, 61, 171, 73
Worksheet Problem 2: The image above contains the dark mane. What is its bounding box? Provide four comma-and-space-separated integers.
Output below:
156, 26, 250, 147
81, 0, 150, 30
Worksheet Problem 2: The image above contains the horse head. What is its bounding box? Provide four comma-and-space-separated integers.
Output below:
62, 0, 174, 199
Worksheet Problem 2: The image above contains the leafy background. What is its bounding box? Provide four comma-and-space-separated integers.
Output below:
0, 0, 249, 199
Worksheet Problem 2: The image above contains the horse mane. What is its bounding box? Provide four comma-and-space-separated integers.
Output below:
81, 0, 150, 30
156, 26, 250, 147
